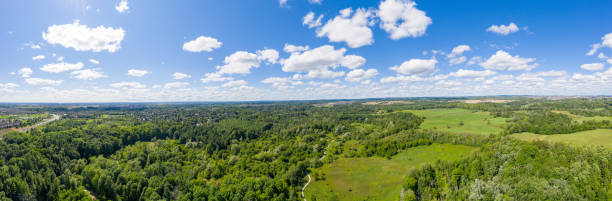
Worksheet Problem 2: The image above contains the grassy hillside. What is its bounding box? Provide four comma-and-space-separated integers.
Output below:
511, 129, 612, 149
305, 144, 476, 201
402, 108, 507, 135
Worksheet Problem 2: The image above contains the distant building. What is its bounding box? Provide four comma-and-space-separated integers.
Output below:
0, 119, 21, 129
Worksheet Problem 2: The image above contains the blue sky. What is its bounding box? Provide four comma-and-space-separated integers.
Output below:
1, 0, 611, 102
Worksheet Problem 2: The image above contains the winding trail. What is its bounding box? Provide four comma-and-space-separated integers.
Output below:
301, 174, 311, 201
302, 141, 333, 201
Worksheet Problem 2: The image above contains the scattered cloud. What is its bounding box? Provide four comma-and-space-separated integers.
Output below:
447, 45, 471, 65
183, 36, 222, 53
222, 80, 247, 87
345, 68, 378, 82
586, 33, 612, 56
257, 49, 280, 64
341, 55, 367, 69
580, 63, 604, 71
71, 69, 107, 80
317, 8, 375, 48
262, 77, 303, 89
32, 55, 45, 60
127, 69, 150, 77
449, 45, 471, 57
450, 69, 496, 78
480, 50, 537, 71
115, 1, 129, 13
377, 0, 432, 40
110, 82, 146, 89
281, 45, 365, 76
201, 73, 234, 83
17, 68, 32, 78
217, 51, 261, 74
486, 22, 519, 35
172, 72, 191, 79
164, 82, 189, 89
467, 56, 482, 66
89, 59, 99, 64
25, 78, 63, 85
389, 58, 437, 75
303, 12, 324, 28
279, 0, 288, 7
284, 44, 310, 53
40, 62, 84, 73
298, 69, 345, 79
0, 83, 19, 92
43, 20, 125, 53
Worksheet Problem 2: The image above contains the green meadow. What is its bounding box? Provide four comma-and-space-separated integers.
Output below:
402, 108, 507, 135
552, 110, 612, 122
511, 129, 612, 149
305, 144, 476, 201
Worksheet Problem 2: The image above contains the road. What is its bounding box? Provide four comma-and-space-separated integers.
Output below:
0, 114, 59, 139
17, 114, 60, 133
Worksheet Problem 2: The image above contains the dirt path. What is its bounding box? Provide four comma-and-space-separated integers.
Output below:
301, 174, 311, 201
302, 141, 333, 201
83, 189, 97, 200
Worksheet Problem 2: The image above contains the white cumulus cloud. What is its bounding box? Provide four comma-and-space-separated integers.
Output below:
183, 36, 222, 53
303, 12, 324, 28
222, 80, 247, 88
480, 50, 537, 71
201, 73, 234, 83
586, 33, 612, 56
26, 78, 63, 86
486, 22, 519, 35
71, 69, 107, 80
377, 0, 432, 40
450, 69, 496, 78
389, 58, 437, 75
40, 62, 84, 73
217, 51, 261, 74
281, 45, 365, 74
110, 82, 146, 89
284, 44, 310, 53
115, 1, 129, 13
164, 82, 189, 89
127, 69, 150, 77
317, 8, 375, 48
32, 55, 45, 60
43, 21, 125, 53
257, 49, 280, 64
580, 63, 604, 71
172, 72, 191, 79
89, 59, 99, 64
18, 67, 33, 78
345, 68, 379, 82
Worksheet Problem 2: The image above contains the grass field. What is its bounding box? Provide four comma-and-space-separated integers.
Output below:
511, 129, 612, 149
305, 144, 477, 201
402, 108, 507, 135
552, 111, 612, 122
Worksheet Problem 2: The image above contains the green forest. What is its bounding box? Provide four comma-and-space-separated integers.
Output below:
0, 98, 610, 200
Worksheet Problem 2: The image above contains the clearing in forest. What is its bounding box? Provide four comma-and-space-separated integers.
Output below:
402, 108, 507, 135
511, 129, 612, 149
551, 110, 612, 122
305, 144, 476, 201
